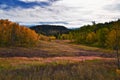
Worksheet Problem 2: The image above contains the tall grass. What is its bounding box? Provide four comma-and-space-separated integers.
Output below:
0, 60, 117, 80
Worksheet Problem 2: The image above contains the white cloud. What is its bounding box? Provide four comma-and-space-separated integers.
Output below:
0, 0, 120, 28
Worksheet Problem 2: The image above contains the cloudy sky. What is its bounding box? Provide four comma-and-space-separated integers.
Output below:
0, 0, 120, 28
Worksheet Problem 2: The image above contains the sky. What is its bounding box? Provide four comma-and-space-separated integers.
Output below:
0, 0, 120, 28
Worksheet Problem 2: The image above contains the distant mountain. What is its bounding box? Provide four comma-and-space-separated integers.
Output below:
30, 25, 70, 37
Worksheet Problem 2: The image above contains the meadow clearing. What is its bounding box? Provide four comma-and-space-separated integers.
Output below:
0, 40, 118, 80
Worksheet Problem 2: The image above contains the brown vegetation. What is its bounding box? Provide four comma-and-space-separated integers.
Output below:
0, 40, 115, 58
0, 59, 116, 80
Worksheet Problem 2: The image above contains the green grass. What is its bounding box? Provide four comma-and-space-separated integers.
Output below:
71, 42, 113, 53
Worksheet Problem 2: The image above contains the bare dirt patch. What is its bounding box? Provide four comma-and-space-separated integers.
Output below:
0, 56, 114, 64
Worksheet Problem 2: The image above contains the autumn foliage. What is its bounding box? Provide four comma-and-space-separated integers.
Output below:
61, 20, 120, 49
0, 19, 39, 47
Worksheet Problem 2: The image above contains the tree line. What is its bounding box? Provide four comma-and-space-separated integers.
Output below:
60, 20, 120, 49
0, 19, 39, 47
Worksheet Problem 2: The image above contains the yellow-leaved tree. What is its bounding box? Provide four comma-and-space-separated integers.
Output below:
0, 19, 39, 47
86, 32, 96, 44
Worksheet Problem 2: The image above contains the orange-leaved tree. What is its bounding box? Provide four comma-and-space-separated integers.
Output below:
0, 19, 39, 47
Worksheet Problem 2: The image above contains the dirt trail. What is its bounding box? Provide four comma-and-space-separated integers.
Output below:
3, 56, 114, 63
43, 56, 114, 62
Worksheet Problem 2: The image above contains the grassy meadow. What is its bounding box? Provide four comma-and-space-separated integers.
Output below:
0, 40, 119, 80
0, 40, 115, 58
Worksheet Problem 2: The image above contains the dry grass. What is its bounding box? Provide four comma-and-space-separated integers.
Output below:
0, 40, 118, 80
0, 40, 115, 58
38, 40, 115, 57
0, 59, 117, 80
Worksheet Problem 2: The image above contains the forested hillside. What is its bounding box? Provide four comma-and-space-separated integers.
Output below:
30, 25, 70, 38
66, 20, 120, 49
0, 19, 39, 47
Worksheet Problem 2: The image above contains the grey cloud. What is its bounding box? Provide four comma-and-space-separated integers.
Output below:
104, 3, 120, 12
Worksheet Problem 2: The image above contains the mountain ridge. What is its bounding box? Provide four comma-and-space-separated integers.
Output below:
30, 25, 70, 37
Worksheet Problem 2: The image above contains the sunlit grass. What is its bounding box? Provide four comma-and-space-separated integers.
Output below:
74, 44, 113, 53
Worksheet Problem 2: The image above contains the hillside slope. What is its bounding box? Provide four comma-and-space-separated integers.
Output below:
30, 25, 70, 37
